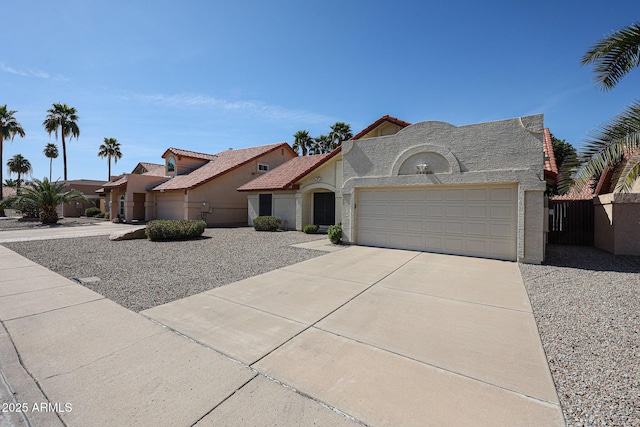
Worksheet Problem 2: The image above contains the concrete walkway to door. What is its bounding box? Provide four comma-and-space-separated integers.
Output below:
0, 244, 565, 426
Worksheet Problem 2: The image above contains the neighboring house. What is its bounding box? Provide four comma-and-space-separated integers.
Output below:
554, 149, 640, 255
341, 114, 548, 263
56, 179, 106, 217
238, 147, 343, 230
103, 143, 296, 225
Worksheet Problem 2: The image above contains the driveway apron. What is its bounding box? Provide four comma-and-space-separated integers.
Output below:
0, 242, 565, 426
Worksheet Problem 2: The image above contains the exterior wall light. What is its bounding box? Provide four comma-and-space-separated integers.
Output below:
416, 163, 430, 174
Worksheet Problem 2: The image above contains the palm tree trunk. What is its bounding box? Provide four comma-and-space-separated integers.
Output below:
62, 130, 67, 181
49, 158, 53, 181
108, 154, 111, 181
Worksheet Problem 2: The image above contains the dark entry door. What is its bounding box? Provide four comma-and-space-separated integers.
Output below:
313, 192, 335, 225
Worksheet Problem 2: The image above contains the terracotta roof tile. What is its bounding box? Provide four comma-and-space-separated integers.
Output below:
2, 186, 17, 198
543, 128, 559, 179
238, 147, 341, 191
138, 162, 165, 176
161, 147, 218, 161
152, 143, 292, 191
352, 115, 412, 140
103, 175, 128, 188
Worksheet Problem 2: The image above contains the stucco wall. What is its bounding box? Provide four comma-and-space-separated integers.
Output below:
341, 115, 547, 263
187, 148, 295, 225
594, 193, 640, 255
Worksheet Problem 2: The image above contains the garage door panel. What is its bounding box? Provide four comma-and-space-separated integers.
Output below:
357, 185, 516, 261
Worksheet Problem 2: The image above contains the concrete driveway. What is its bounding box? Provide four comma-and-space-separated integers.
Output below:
0, 243, 565, 426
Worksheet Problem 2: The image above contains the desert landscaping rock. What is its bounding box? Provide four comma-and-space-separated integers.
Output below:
108, 226, 147, 241
3, 227, 326, 312
520, 245, 640, 427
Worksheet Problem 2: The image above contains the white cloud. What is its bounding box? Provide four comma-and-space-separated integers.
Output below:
129, 92, 334, 125
0, 63, 65, 80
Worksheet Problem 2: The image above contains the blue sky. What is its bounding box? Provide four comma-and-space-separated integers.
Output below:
3, 1, 640, 181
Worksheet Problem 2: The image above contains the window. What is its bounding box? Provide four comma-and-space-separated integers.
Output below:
259, 194, 272, 216
119, 195, 125, 218
258, 163, 269, 173
167, 157, 175, 173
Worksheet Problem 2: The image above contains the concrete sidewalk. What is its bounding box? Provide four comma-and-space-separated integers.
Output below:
0, 244, 565, 426
0, 221, 139, 243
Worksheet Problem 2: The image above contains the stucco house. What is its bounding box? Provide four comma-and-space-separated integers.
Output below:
241, 114, 550, 263
238, 147, 343, 230
103, 143, 296, 225
55, 179, 107, 217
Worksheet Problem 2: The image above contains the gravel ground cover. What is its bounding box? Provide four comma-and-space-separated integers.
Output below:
3, 227, 327, 312
520, 245, 640, 427
0, 215, 102, 230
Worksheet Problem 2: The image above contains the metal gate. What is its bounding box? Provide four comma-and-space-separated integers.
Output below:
548, 200, 594, 246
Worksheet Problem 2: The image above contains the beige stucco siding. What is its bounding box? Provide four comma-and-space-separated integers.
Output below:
187, 148, 294, 226
594, 193, 640, 255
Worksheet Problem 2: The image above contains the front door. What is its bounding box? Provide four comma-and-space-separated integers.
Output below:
313, 192, 335, 226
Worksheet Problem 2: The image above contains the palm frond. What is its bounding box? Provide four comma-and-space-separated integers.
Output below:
581, 22, 640, 90
614, 152, 640, 192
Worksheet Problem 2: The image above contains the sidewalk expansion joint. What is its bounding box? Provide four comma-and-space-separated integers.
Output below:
2, 296, 105, 322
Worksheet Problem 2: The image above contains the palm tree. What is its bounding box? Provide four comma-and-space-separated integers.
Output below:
328, 122, 353, 150
0, 177, 87, 224
43, 103, 80, 181
43, 143, 59, 182
570, 22, 640, 192
0, 106, 25, 215
4, 179, 18, 188
97, 137, 122, 181
314, 135, 332, 154
293, 130, 313, 156
6, 154, 32, 193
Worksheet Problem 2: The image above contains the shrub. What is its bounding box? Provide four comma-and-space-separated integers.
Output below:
94, 211, 110, 219
328, 224, 342, 244
253, 216, 281, 231
145, 219, 206, 241
85, 207, 101, 217
303, 224, 319, 234
15, 198, 39, 219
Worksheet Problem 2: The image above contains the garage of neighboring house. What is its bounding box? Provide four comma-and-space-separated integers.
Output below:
342, 114, 548, 263
156, 192, 184, 220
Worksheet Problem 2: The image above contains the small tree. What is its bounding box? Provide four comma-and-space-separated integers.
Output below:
0, 177, 87, 224
43, 143, 59, 181
6, 154, 32, 193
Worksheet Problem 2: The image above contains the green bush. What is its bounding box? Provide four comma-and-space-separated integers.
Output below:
253, 216, 281, 231
303, 224, 319, 234
15, 198, 39, 219
145, 220, 206, 241
94, 211, 110, 219
328, 224, 342, 244
85, 207, 102, 217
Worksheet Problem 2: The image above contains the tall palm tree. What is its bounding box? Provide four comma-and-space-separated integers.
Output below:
43, 103, 80, 181
293, 130, 313, 156
0, 106, 25, 215
97, 137, 122, 181
6, 154, 32, 193
328, 122, 353, 150
569, 22, 640, 192
43, 143, 59, 182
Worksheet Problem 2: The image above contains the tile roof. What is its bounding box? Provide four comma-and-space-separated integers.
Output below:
238, 147, 341, 191
551, 182, 595, 200
152, 143, 292, 191
138, 162, 165, 176
352, 115, 412, 140
543, 128, 559, 179
103, 175, 128, 188
161, 148, 218, 161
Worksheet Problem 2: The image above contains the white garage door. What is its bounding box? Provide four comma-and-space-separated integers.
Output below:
156, 193, 184, 220
356, 184, 517, 260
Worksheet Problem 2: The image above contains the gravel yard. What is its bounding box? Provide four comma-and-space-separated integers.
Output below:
520, 245, 640, 427
0, 215, 102, 230
2, 227, 327, 312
